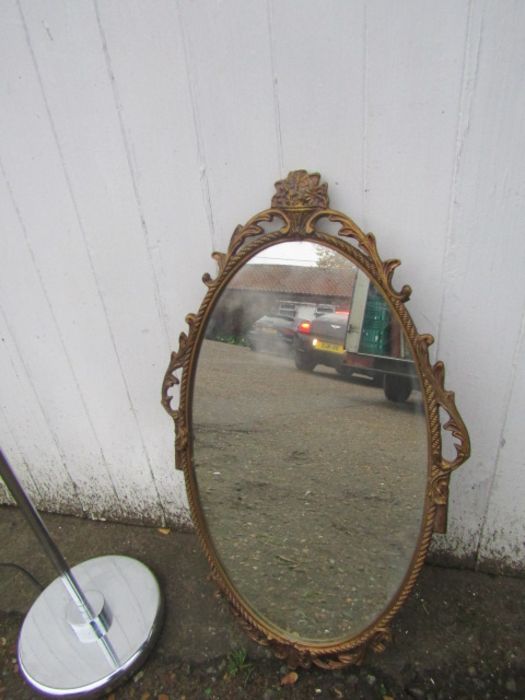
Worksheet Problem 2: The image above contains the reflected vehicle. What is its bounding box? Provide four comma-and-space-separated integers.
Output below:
294, 311, 349, 372
246, 314, 295, 353
248, 303, 337, 354
342, 271, 418, 401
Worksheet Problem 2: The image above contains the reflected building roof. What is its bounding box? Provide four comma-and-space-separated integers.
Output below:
228, 264, 355, 298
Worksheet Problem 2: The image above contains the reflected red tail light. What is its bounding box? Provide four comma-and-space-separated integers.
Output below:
298, 321, 312, 334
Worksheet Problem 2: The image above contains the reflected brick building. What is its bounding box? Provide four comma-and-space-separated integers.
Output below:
207, 263, 356, 342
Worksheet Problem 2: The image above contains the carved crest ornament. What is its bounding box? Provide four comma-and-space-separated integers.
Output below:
161, 171, 470, 669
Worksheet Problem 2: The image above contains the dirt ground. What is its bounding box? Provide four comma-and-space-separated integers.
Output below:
0, 507, 524, 699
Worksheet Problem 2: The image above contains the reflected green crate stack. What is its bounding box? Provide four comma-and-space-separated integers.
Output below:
358, 289, 392, 355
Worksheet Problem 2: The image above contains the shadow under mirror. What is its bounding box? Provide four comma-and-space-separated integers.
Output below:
192, 241, 428, 642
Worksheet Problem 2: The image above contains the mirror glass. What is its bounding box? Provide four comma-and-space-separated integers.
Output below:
192, 241, 428, 642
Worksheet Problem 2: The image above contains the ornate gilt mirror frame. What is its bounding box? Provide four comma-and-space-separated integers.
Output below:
161, 171, 470, 669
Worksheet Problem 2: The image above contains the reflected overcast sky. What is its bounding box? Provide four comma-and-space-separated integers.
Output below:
249, 241, 321, 266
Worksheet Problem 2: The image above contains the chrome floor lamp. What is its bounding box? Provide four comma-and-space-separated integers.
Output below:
0, 448, 163, 698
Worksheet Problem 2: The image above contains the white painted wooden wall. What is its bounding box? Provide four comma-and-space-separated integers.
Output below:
1, 1, 524, 570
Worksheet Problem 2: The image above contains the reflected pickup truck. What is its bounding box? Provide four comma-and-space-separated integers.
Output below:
341, 270, 419, 402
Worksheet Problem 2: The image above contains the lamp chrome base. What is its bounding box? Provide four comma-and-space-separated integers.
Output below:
18, 555, 163, 698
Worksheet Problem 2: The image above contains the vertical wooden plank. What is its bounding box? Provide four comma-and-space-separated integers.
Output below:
268, 0, 366, 215
0, 162, 95, 515
477, 311, 525, 571
178, 0, 280, 247
434, 0, 525, 563
0, 2, 129, 517
93, 0, 220, 523
0, 314, 78, 512
0, 5, 93, 513
93, 0, 214, 336
364, 0, 470, 337
20, 0, 176, 523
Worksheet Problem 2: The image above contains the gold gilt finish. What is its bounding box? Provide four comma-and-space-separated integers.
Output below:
161, 171, 470, 669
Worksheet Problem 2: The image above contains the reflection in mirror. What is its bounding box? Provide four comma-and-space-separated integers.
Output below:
192, 241, 427, 642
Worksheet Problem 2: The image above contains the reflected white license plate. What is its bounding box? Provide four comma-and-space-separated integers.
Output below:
314, 340, 344, 353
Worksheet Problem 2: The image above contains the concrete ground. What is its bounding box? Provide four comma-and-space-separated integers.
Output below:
0, 505, 523, 699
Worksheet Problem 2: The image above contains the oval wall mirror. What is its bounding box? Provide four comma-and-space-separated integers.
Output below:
162, 171, 470, 669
